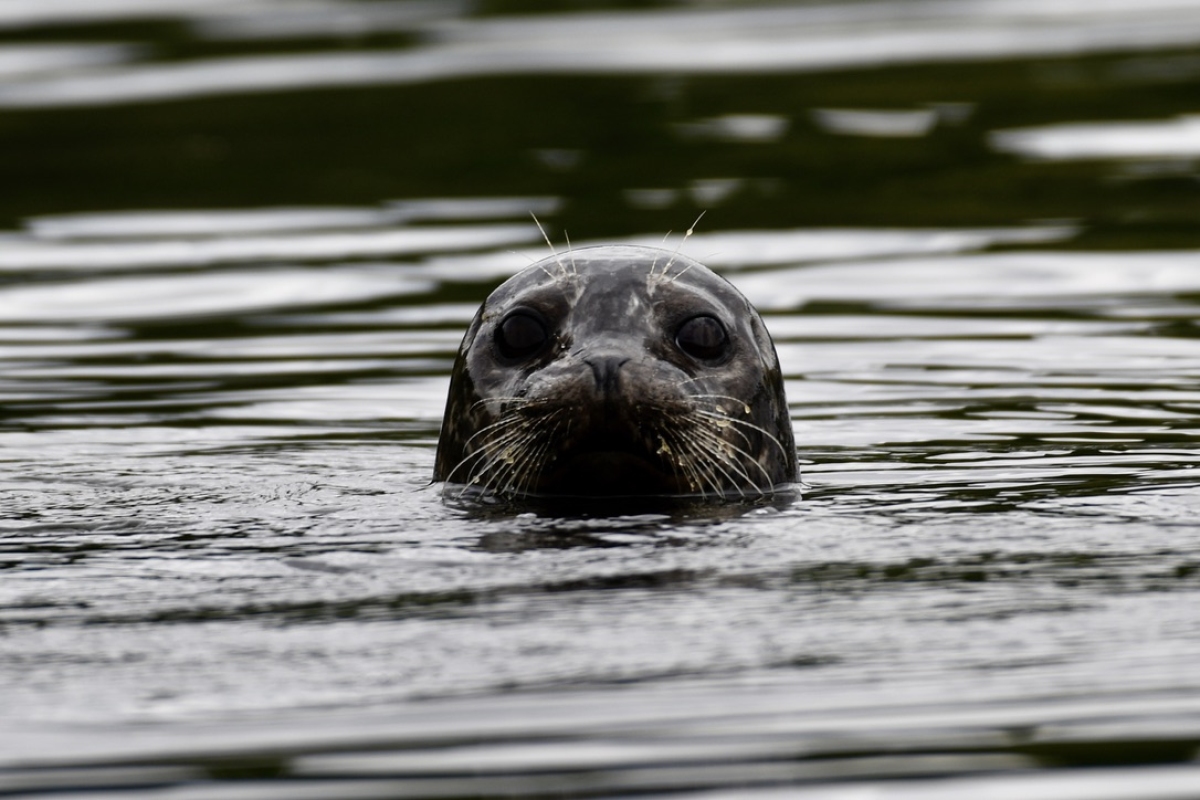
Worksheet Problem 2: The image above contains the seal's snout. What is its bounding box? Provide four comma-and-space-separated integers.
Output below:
584, 353, 630, 393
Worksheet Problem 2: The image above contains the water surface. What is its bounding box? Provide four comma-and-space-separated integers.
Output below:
2, 1, 1200, 797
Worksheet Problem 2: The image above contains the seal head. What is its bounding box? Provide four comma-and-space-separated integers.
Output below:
434, 245, 796, 499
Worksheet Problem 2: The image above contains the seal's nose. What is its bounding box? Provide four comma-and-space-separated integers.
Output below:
585, 354, 630, 393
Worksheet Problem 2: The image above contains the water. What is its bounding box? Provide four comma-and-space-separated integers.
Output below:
2, 1, 1200, 797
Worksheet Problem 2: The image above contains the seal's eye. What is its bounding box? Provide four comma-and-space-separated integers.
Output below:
496, 312, 549, 360
675, 315, 728, 362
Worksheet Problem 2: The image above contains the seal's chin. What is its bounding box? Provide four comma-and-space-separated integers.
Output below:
542, 450, 680, 497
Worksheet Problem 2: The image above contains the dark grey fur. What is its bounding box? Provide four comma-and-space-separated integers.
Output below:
434, 245, 797, 498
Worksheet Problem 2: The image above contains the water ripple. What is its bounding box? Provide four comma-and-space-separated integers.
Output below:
4, 1, 1200, 107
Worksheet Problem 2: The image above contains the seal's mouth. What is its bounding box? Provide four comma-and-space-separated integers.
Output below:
543, 449, 680, 497
529, 403, 684, 497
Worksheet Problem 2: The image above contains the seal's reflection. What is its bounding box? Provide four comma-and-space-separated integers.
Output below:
466, 491, 800, 553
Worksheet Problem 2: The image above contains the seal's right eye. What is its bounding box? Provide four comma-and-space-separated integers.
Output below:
495, 312, 549, 360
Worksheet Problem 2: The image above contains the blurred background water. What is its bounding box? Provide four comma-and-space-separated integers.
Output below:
2, 1, 1200, 797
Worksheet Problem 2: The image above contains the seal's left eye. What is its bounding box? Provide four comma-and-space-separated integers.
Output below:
496, 312, 549, 360
676, 315, 728, 362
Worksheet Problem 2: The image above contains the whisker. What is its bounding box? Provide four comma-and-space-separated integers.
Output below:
563, 229, 578, 277
461, 416, 530, 451
514, 419, 561, 496
693, 408, 792, 465
661, 211, 706, 281
689, 423, 771, 492
446, 410, 541, 492
530, 211, 569, 280
688, 392, 754, 415
469, 395, 552, 414
651, 230, 674, 278
446, 420, 537, 486
662, 422, 725, 498
668, 429, 716, 497
682, 433, 733, 499
452, 406, 567, 499
492, 427, 543, 496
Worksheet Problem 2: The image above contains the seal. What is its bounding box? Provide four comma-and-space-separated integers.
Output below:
433, 244, 797, 499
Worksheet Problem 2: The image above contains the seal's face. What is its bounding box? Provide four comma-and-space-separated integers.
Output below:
434, 245, 797, 499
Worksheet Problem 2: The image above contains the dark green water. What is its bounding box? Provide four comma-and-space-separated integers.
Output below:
2, 1, 1200, 797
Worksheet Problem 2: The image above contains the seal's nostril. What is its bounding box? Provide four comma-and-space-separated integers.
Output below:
585, 355, 630, 392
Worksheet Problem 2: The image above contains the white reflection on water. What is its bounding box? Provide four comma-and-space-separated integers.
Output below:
29, 207, 409, 240
0, 0, 270, 29
0, 43, 136, 78
0, 223, 537, 271
29, 198, 559, 240
681, 763, 1200, 800
4, 0, 1200, 107
992, 114, 1200, 160
0, 265, 432, 321
731, 250, 1200, 310
199, 0, 467, 41
661, 226, 1079, 269
674, 114, 790, 142
812, 108, 940, 138
2, 201, 556, 273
